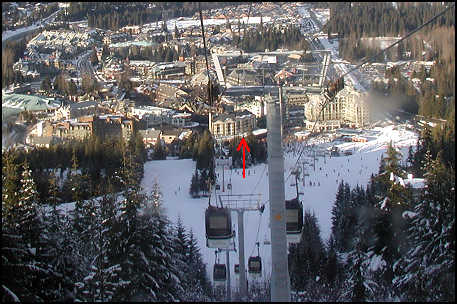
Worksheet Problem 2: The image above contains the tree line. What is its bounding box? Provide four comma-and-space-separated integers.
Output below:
62, 3, 239, 31
8, 133, 147, 205
234, 23, 310, 52
287, 122, 455, 301
2, 38, 30, 88
324, 2, 454, 39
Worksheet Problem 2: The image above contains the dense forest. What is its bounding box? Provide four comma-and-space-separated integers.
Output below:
234, 23, 310, 52
60, 2, 242, 31
324, 2, 454, 39
288, 122, 455, 301
326, 2, 455, 62
2, 35, 36, 88
7, 133, 146, 205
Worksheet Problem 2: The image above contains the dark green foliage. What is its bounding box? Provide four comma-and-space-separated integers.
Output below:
229, 134, 266, 168
331, 181, 352, 252
236, 23, 310, 52
82, 3, 237, 31
40, 76, 52, 92
289, 210, 326, 292
1, 231, 47, 302
189, 168, 200, 198
152, 139, 167, 160
2, 150, 21, 229
10, 134, 143, 204
394, 153, 455, 301
195, 130, 214, 170
325, 2, 454, 39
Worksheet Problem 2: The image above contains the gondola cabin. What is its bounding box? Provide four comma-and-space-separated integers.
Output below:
213, 264, 227, 281
205, 206, 234, 249
234, 264, 240, 274
285, 198, 304, 243
248, 256, 262, 275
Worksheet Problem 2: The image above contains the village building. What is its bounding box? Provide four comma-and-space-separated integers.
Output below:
210, 110, 257, 140
304, 83, 370, 131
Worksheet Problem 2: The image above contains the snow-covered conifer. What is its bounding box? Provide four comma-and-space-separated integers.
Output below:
394, 153, 455, 301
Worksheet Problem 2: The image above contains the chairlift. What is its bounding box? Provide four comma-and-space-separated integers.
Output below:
205, 206, 234, 249
285, 198, 304, 243
215, 184, 220, 190
227, 183, 232, 190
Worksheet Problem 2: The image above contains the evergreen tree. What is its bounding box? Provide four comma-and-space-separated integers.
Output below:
394, 152, 455, 301
69, 149, 90, 235
1, 227, 46, 302
184, 228, 212, 301
153, 139, 167, 160
1, 156, 49, 302
2, 150, 20, 229
40, 76, 52, 92
149, 179, 164, 214
189, 168, 200, 198
75, 185, 125, 301
321, 235, 344, 301
39, 172, 82, 301
289, 209, 325, 295
331, 181, 354, 252
344, 231, 371, 301
372, 143, 413, 290
17, 159, 42, 253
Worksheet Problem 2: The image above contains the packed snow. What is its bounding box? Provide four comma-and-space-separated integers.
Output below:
140, 123, 418, 288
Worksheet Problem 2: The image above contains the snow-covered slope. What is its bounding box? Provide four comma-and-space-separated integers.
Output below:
140, 124, 418, 287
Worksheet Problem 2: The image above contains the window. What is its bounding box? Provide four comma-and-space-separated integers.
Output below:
250, 261, 261, 268
209, 215, 227, 229
286, 209, 298, 224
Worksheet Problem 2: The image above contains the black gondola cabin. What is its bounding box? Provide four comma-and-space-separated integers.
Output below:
248, 256, 262, 274
205, 206, 234, 248
285, 198, 304, 243
213, 264, 227, 281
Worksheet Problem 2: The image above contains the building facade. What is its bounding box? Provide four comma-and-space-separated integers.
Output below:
210, 110, 257, 140
304, 85, 370, 131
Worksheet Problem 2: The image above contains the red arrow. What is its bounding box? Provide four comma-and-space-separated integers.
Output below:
237, 137, 250, 178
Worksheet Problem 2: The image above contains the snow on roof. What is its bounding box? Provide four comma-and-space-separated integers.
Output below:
252, 128, 267, 136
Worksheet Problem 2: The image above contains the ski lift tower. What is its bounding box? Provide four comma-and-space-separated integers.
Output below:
218, 193, 264, 301
266, 87, 291, 301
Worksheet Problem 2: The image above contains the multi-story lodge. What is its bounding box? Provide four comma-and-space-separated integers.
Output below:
210, 110, 257, 140
304, 84, 370, 131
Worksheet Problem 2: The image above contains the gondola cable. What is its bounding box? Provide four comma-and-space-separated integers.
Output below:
248, 209, 264, 258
